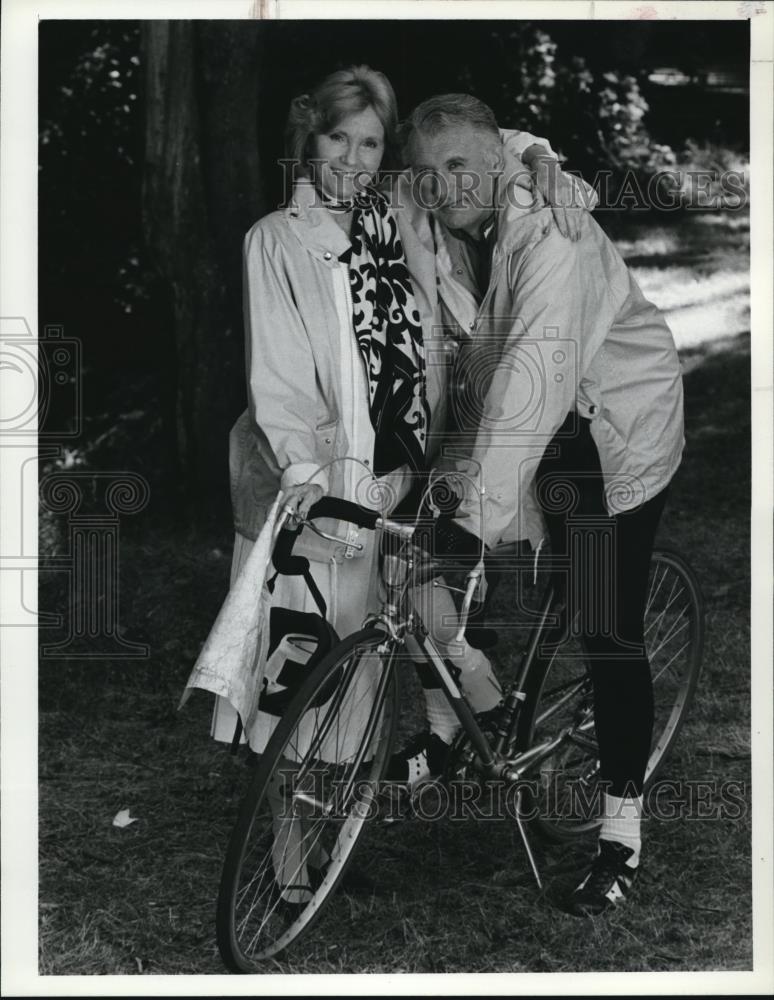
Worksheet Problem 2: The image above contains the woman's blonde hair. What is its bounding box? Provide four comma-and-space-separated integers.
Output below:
285, 65, 399, 179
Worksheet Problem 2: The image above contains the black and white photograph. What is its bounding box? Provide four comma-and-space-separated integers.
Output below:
1, 0, 772, 992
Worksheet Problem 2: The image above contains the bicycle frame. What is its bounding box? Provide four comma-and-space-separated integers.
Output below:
364, 530, 583, 788
287, 502, 593, 802
216, 491, 703, 969
285, 500, 604, 878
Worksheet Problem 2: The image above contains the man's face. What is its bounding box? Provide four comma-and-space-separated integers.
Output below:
407, 124, 503, 236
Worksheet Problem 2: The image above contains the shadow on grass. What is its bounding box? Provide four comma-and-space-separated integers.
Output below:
662, 331, 750, 602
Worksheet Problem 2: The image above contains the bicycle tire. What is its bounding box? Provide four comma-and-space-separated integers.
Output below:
216, 627, 399, 970
516, 548, 705, 842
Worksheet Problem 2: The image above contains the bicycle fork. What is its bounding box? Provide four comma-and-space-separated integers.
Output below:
414, 632, 544, 889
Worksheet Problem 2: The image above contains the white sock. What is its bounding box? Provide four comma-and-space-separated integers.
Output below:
599, 793, 642, 868
424, 688, 461, 744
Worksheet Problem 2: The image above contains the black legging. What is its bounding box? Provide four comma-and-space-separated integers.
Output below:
535, 412, 669, 797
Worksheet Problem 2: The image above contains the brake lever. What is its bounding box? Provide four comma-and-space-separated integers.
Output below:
303, 517, 364, 552
454, 563, 485, 642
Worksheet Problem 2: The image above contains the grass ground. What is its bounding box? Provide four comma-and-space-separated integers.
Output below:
38, 209, 752, 975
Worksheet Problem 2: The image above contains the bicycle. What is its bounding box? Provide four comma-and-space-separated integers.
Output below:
216, 494, 704, 971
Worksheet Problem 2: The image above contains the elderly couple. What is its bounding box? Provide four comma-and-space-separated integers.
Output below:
214, 65, 684, 918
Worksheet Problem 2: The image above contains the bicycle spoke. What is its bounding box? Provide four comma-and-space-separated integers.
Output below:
235, 867, 272, 936
334, 655, 393, 805
520, 551, 703, 843
645, 563, 669, 618
644, 581, 685, 638
289, 653, 362, 778
218, 628, 398, 967
651, 638, 691, 684
535, 675, 588, 728
649, 614, 689, 661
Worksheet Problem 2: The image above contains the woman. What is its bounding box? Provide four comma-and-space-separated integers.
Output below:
215, 66, 500, 751
214, 67, 429, 748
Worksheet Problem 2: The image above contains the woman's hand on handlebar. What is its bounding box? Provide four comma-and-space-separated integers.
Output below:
282, 483, 325, 523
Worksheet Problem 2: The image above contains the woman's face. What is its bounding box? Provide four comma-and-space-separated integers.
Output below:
310, 105, 385, 202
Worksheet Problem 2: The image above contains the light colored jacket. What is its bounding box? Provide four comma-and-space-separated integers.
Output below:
229, 179, 454, 557
422, 137, 684, 547
229, 130, 564, 554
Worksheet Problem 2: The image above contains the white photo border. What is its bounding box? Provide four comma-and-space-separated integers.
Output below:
1, 0, 771, 995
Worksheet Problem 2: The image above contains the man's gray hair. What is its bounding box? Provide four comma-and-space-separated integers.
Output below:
398, 94, 500, 160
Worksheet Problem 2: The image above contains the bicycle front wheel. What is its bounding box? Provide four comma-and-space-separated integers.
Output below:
517, 548, 705, 842
216, 627, 399, 970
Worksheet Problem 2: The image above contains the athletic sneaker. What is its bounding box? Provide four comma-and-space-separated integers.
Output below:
383, 730, 451, 788
567, 839, 639, 916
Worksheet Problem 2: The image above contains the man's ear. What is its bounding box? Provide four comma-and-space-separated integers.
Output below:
487, 144, 505, 173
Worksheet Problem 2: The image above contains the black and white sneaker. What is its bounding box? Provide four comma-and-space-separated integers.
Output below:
566, 839, 639, 916
383, 730, 451, 788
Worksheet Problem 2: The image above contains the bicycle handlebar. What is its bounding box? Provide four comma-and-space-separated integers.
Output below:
272, 493, 484, 607
272, 495, 413, 577
271, 493, 485, 640
307, 495, 381, 530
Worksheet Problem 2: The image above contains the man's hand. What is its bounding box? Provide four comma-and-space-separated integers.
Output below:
414, 513, 484, 562
435, 516, 485, 560
521, 144, 585, 241
534, 156, 584, 241
282, 482, 325, 523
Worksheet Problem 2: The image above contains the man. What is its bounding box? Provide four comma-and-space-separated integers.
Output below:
392, 94, 684, 917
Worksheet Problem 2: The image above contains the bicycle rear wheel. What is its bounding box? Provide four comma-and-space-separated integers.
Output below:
516, 548, 704, 841
216, 627, 399, 969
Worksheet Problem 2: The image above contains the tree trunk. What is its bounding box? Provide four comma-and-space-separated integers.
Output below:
141, 22, 266, 519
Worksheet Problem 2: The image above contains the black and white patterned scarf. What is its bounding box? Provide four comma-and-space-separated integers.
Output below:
338, 189, 429, 476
